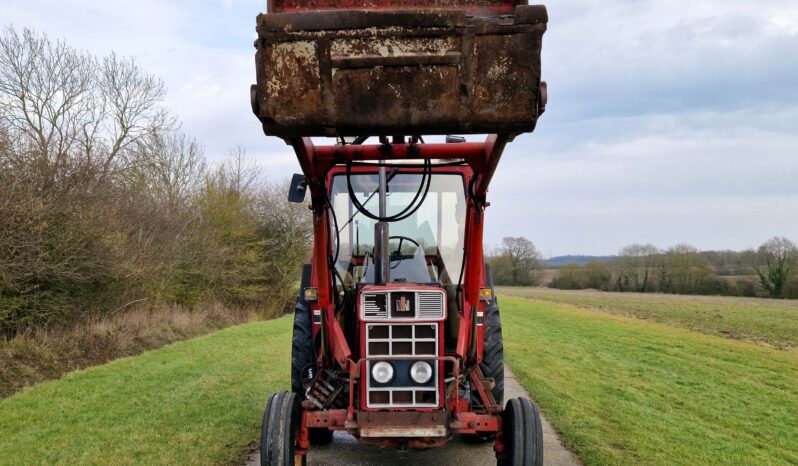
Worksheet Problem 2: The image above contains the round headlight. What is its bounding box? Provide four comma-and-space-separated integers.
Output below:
410, 361, 433, 384
371, 361, 394, 384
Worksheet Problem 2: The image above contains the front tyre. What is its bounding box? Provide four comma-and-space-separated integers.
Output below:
497, 397, 544, 466
261, 392, 306, 466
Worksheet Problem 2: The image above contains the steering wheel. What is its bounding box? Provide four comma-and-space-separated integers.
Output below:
389, 235, 421, 258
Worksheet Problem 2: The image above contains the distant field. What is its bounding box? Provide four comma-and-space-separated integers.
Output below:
0, 317, 291, 465
498, 286, 798, 350
501, 295, 798, 466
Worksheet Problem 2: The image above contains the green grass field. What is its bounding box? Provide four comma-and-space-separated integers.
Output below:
0, 317, 292, 465
498, 286, 798, 350
502, 294, 798, 465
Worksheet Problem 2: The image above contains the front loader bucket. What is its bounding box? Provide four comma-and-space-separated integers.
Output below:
252, 6, 548, 137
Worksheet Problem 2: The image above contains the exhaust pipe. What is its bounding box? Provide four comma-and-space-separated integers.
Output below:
374, 163, 390, 285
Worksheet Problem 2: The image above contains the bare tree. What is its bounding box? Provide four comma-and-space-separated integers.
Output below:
616, 243, 660, 292
126, 132, 207, 208
0, 26, 175, 180
755, 237, 796, 298
490, 236, 541, 285
659, 243, 712, 294
0, 26, 95, 169
220, 145, 260, 194
99, 53, 175, 173
585, 260, 611, 290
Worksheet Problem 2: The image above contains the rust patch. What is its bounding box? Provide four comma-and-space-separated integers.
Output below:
358, 410, 448, 438
330, 36, 458, 57
252, 7, 547, 137
262, 40, 323, 125
472, 32, 540, 124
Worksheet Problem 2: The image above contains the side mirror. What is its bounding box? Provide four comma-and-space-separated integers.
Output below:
287, 174, 307, 203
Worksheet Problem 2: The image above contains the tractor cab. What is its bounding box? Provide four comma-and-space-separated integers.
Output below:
329, 165, 467, 288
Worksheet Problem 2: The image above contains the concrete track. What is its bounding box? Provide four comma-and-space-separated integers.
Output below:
244, 367, 580, 466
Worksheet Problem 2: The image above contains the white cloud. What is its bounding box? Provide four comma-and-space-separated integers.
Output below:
3, 0, 797, 255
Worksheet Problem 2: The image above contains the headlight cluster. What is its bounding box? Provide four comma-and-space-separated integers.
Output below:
371, 361, 394, 384
370, 361, 433, 384
409, 361, 433, 384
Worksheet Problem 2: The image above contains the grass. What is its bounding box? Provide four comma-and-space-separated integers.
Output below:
498, 286, 798, 350
501, 294, 798, 466
4, 289, 796, 465
0, 316, 292, 465
0, 304, 254, 399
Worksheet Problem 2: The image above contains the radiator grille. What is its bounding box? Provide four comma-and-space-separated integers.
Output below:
365, 322, 439, 408
417, 292, 444, 319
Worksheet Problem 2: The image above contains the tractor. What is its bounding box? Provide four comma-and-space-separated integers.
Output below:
250, 0, 548, 464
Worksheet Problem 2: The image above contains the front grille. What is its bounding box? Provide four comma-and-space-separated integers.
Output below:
417, 292, 444, 319
365, 323, 439, 408
360, 289, 445, 321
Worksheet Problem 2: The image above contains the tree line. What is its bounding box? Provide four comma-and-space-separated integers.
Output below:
487, 236, 797, 299
0, 26, 311, 336
551, 238, 798, 299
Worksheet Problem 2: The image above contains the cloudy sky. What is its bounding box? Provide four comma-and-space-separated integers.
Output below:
4, 0, 797, 256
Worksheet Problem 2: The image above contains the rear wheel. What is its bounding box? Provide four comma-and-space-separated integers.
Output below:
261, 392, 306, 466
292, 265, 334, 446
463, 266, 504, 443
292, 300, 334, 445
481, 296, 505, 406
497, 397, 544, 466
481, 264, 505, 408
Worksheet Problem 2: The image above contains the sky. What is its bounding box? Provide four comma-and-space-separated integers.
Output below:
3, 0, 797, 256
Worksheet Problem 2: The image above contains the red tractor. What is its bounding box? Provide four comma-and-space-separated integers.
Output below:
250, 1, 548, 464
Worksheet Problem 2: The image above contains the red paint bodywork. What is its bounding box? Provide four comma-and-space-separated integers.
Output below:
289, 135, 508, 452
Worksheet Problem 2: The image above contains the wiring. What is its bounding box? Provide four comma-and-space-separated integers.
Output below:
345, 158, 432, 223
324, 187, 346, 315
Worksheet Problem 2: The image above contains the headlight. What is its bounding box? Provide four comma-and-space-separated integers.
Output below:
371, 361, 394, 384
410, 361, 433, 384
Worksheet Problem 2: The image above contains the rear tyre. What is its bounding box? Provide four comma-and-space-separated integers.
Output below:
292, 265, 334, 446
497, 397, 544, 466
481, 296, 505, 405
261, 392, 306, 466
462, 266, 504, 443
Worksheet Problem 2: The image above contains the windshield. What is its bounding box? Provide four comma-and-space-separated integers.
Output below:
330, 172, 466, 286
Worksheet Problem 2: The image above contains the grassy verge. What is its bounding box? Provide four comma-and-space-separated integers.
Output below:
0, 316, 291, 465
498, 286, 798, 349
0, 304, 255, 399
501, 295, 798, 466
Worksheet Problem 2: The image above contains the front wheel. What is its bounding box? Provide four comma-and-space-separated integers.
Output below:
261, 392, 306, 466
497, 397, 544, 466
